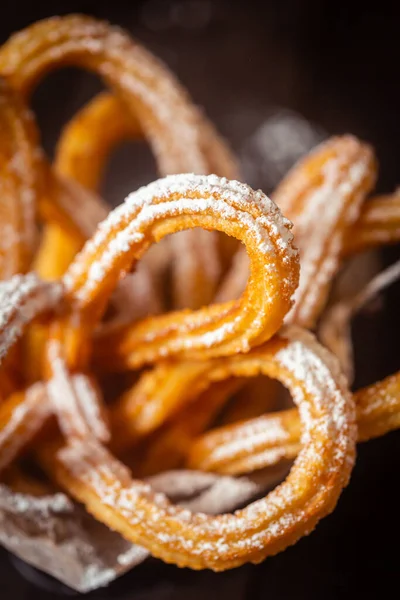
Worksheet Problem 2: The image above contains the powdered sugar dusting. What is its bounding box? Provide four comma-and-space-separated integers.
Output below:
0, 383, 50, 473
72, 374, 110, 443
0, 273, 62, 362
47, 341, 109, 442
202, 416, 294, 467
64, 174, 297, 305
52, 328, 355, 567
275, 327, 355, 452
286, 145, 374, 326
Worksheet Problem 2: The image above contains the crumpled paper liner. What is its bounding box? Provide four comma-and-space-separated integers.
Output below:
0, 465, 289, 592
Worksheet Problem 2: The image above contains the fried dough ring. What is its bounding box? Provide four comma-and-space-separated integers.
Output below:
217, 136, 376, 327
188, 370, 400, 475
3, 354, 399, 479
0, 275, 108, 464
110, 137, 374, 441
52, 92, 161, 318
37, 327, 355, 570
53, 90, 237, 311
0, 14, 240, 310
65, 174, 298, 370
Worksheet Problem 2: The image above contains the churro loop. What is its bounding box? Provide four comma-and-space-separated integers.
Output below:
65, 174, 298, 369
107, 136, 375, 442
217, 136, 376, 327
188, 370, 400, 475
0, 15, 240, 310
52, 90, 236, 311
55, 92, 141, 191
0, 14, 237, 177
38, 327, 355, 570
52, 92, 161, 317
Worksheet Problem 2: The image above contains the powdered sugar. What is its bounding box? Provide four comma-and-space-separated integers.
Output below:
72, 374, 110, 443
203, 416, 293, 466
0, 273, 62, 362
64, 174, 297, 305
49, 327, 355, 567
286, 145, 374, 326
47, 341, 109, 444
0, 383, 50, 473
276, 327, 355, 452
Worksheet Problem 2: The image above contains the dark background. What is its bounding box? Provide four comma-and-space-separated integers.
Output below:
1, 0, 400, 597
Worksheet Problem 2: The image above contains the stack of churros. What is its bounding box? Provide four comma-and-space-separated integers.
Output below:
0, 13, 400, 586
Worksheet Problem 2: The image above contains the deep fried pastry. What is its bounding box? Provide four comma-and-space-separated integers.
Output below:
121, 136, 374, 456
216, 136, 376, 328
38, 327, 355, 570
3, 10, 400, 588
0, 369, 18, 402
0, 370, 108, 474
0, 70, 110, 257
53, 90, 236, 311
129, 379, 243, 476
188, 408, 302, 475
49, 94, 161, 317
188, 369, 400, 475
46, 335, 110, 443
111, 361, 213, 446
0, 15, 237, 177
69, 174, 298, 369
0, 15, 240, 310
38, 93, 139, 285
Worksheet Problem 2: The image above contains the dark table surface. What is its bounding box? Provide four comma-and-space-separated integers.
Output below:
1, 0, 400, 597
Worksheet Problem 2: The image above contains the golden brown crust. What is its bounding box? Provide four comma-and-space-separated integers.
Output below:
67, 174, 298, 369
188, 371, 400, 475
0, 15, 241, 311
38, 328, 356, 570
